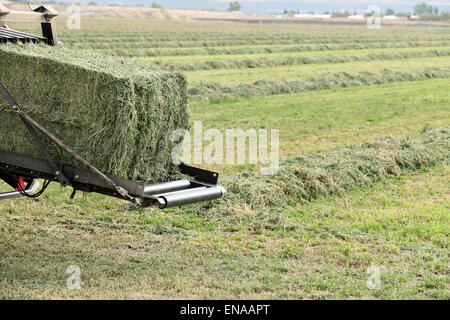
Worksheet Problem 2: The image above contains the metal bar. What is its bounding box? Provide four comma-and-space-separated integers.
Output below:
179, 163, 219, 185
0, 28, 46, 41
0, 180, 40, 200
0, 28, 43, 38
155, 186, 208, 198
158, 186, 225, 209
144, 180, 192, 196
41, 21, 57, 45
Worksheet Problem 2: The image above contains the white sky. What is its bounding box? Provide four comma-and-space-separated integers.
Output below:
217, 0, 450, 5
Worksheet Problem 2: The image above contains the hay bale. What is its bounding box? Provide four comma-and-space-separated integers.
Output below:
0, 44, 188, 181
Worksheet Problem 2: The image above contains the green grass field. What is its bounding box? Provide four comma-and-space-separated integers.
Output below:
190, 79, 449, 160
1, 165, 447, 299
0, 17, 449, 299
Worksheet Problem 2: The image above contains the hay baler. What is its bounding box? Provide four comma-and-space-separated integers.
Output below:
0, 5, 225, 209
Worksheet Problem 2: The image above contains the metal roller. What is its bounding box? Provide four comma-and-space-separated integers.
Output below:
144, 180, 192, 196
157, 186, 225, 209
0, 180, 40, 200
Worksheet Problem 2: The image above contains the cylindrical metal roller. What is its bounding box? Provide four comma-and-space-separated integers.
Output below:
158, 186, 225, 209
144, 180, 192, 196
0, 180, 40, 200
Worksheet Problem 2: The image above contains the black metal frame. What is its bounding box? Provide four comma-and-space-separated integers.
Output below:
0, 149, 223, 208
0, 28, 47, 44
0, 5, 58, 45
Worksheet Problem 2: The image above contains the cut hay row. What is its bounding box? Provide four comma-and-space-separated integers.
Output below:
62, 33, 450, 43
188, 67, 450, 100
188, 127, 449, 220
104, 41, 450, 57
0, 44, 188, 181
61, 30, 450, 43
68, 37, 450, 50
157, 49, 450, 71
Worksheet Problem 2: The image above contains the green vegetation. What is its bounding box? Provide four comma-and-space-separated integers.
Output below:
0, 17, 449, 299
186, 56, 450, 86
332, 11, 350, 18
414, 2, 434, 15
386, 8, 395, 16
188, 127, 449, 219
70, 37, 450, 50
413, 2, 450, 20
102, 41, 450, 57
228, 1, 241, 12
136, 45, 450, 64
151, 2, 163, 9
148, 49, 450, 71
189, 79, 450, 159
1, 163, 448, 299
189, 67, 450, 100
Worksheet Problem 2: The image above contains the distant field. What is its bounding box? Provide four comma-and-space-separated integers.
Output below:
1, 16, 449, 300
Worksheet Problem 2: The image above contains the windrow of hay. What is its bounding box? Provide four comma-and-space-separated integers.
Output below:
71, 37, 449, 50
0, 44, 189, 181
189, 67, 450, 100
186, 127, 449, 222
159, 49, 450, 71
61, 27, 450, 44
109, 41, 450, 57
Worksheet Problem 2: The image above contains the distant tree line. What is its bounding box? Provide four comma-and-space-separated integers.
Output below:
228, 1, 241, 12
328, 3, 449, 21
414, 2, 450, 20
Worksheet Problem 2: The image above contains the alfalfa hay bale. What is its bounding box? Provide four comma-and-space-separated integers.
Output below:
0, 44, 188, 181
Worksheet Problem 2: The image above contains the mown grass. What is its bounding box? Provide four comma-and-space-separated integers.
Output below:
105, 41, 450, 57
136, 46, 450, 64
79, 38, 450, 50
189, 79, 450, 164
186, 56, 450, 86
0, 165, 447, 299
139, 49, 450, 72
52, 18, 450, 41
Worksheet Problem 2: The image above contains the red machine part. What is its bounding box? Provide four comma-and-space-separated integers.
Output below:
16, 177, 25, 191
